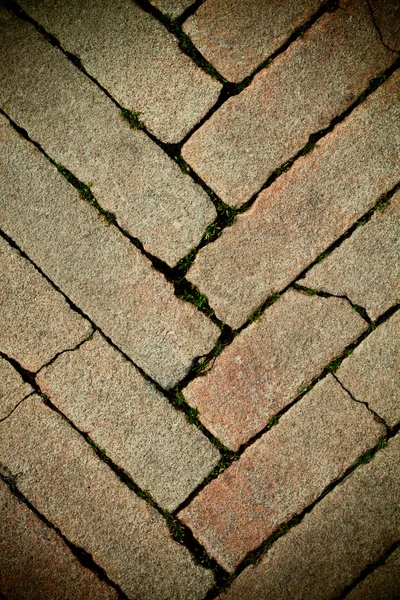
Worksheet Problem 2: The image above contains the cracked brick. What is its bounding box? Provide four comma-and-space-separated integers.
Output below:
19, 0, 222, 143
0, 358, 32, 420
187, 69, 400, 328
218, 434, 400, 599
183, 289, 368, 450
0, 236, 91, 373
37, 332, 220, 511
335, 311, 400, 427
179, 375, 385, 572
0, 7, 216, 266
182, 0, 396, 207
0, 115, 220, 389
0, 396, 215, 599
301, 189, 400, 320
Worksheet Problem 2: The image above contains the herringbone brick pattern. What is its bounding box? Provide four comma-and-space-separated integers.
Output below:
0, 1, 399, 598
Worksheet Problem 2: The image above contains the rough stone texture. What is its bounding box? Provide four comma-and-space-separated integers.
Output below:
0, 479, 118, 600
0, 237, 91, 373
182, 0, 396, 207
187, 70, 400, 328
179, 375, 385, 572
336, 312, 400, 427
301, 190, 400, 320
0, 396, 214, 600
183, 0, 322, 82
0, 358, 32, 420
19, 0, 221, 144
150, 0, 195, 18
369, 0, 400, 51
0, 115, 220, 389
219, 434, 400, 599
37, 332, 220, 511
184, 290, 368, 450
0, 7, 216, 266
345, 547, 400, 600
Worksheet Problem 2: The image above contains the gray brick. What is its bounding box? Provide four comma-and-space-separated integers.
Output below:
183, 0, 322, 82
0, 396, 215, 599
182, 0, 395, 207
0, 7, 216, 266
187, 70, 400, 328
183, 290, 368, 450
150, 0, 195, 18
0, 358, 32, 420
0, 479, 118, 600
179, 375, 385, 572
301, 190, 400, 320
336, 312, 400, 427
19, 0, 221, 143
0, 237, 91, 373
37, 332, 220, 511
0, 115, 220, 389
219, 434, 400, 599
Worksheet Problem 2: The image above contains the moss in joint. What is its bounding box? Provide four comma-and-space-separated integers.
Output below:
120, 108, 143, 130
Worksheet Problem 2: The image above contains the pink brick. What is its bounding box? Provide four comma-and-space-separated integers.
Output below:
187, 70, 400, 328
184, 290, 368, 450
179, 375, 385, 572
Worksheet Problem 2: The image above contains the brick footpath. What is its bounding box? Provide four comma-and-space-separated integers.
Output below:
0, 1, 399, 599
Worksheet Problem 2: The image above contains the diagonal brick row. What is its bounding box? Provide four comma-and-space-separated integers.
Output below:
182, 0, 397, 207
0, 114, 220, 389
18, 0, 222, 143
0, 396, 215, 599
0, 6, 216, 266
187, 70, 400, 328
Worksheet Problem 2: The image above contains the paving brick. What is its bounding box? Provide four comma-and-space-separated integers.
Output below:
369, 0, 400, 51
183, 290, 368, 450
336, 312, 400, 427
183, 0, 322, 82
0, 237, 91, 373
150, 0, 195, 18
345, 546, 400, 600
301, 190, 400, 320
182, 0, 395, 207
19, 0, 221, 144
187, 70, 400, 328
0, 478, 117, 600
218, 433, 400, 599
0, 115, 220, 389
37, 332, 220, 511
0, 359, 32, 420
0, 396, 215, 599
179, 375, 385, 572
0, 7, 216, 266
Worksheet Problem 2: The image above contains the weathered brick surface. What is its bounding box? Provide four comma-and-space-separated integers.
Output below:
369, 0, 400, 51
183, 0, 322, 82
0, 7, 216, 267
183, 290, 367, 450
0, 115, 220, 389
187, 70, 400, 328
182, 0, 395, 207
37, 332, 220, 511
179, 375, 385, 572
219, 434, 400, 599
336, 312, 400, 427
0, 479, 118, 600
0, 359, 32, 420
0, 237, 91, 373
301, 190, 400, 320
19, 0, 221, 144
345, 546, 400, 600
0, 396, 215, 599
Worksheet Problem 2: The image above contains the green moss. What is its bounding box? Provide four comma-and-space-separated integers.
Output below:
120, 108, 143, 130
